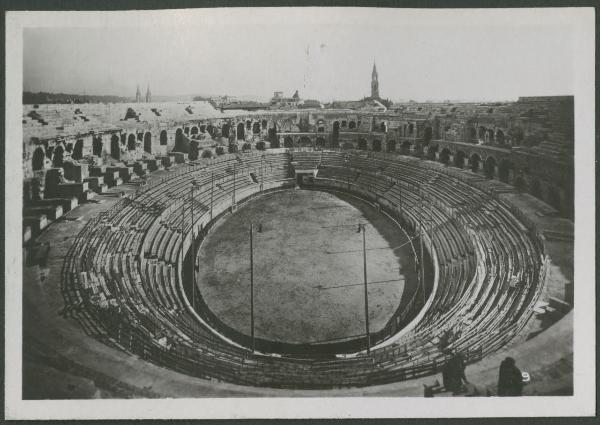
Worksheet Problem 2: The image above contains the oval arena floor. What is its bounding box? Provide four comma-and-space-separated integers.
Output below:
22, 149, 574, 398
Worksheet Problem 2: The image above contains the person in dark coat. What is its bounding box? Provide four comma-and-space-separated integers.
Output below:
497, 357, 524, 396
442, 352, 468, 393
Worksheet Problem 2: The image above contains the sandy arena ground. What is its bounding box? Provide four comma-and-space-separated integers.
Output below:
196, 189, 418, 344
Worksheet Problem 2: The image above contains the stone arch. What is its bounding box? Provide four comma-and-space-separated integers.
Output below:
32, 147, 45, 171
316, 137, 326, 148
261, 119, 268, 130
387, 140, 397, 153
92, 136, 103, 156
427, 145, 438, 161
332, 121, 340, 147
126, 134, 135, 151
252, 122, 261, 134
453, 150, 466, 168
160, 130, 168, 145
486, 129, 494, 143
440, 148, 451, 165
284, 136, 294, 148
52, 144, 64, 167
174, 128, 185, 151
401, 141, 412, 155
221, 123, 230, 138
478, 126, 486, 141
237, 123, 245, 140
498, 159, 512, 183
496, 130, 505, 145
423, 126, 433, 144
483, 156, 497, 179
299, 136, 312, 147
189, 140, 199, 160
380, 122, 387, 132
190, 126, 199, 136
470, 153, 481, 172
372, 139, 382, 152
348, 121, 356, 130
72, 139, 84, 160
111, 135, 120, 159
144, 132, 152, 154
358, 139, 367, 151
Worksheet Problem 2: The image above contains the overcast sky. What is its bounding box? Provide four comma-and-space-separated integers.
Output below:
22, 8, 578, 102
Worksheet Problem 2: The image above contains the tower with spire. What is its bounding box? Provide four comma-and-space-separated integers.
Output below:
371, 61, 380, 99
145, 84, 151, 103
135, 84, 141, 103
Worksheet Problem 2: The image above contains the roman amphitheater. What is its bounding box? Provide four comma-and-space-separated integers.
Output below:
22, 95, 574, 398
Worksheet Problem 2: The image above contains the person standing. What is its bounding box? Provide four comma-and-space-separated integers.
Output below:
497, 357, 524, 396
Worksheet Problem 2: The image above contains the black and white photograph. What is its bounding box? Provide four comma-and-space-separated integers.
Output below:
4, 5, 596, 419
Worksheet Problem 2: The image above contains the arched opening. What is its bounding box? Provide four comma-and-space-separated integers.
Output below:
440, 148, 451, 165
478, 126, 486, 141
316, 137, 326, 148
144, 132, 152, 154
268, 128, 279, 148
52, 145, 64, 167
348, 121, 356, 130
72, 139, 84, 160
496, 130, 505, 145
189, 140, 199, 160
454, 150, 466, 168
483, 156, 497, 179
127, 134, 137, 151
207, 124, 216, 137
427, 145, 438, 161
32, 147, 45, 171
498, 160, 512, 183
252, 122, 261, 134
160, 130, 168, 146
221, 123, 230, 138
174, 128, 185, 152
111, 135, 120, 159
380, 122, 387, 132
299, 136, 312, 147
372, 139, 382, 152
470, 153, 481, 172
486, 129, 494, 143
284, 136, 294, 148
531, 179, 542, 199
358, 139, 367, 151
332, 121, 340, 147
261, 119, 268, 130
92, 136, 103, 156
191, 126, 199, 136
237, 123, 245, 140
423, 126, 433, 145
246, 120, 252, 130
387, 140, 397, 153
469, 127, 477, 143
408, 123, 415, 136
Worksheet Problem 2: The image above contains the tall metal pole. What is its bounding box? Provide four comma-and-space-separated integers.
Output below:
361, 224, 371, 353
250, 224, 255, 352
191, 186, 195, 311
210, 171, 214, 221
419, 188, 426, 306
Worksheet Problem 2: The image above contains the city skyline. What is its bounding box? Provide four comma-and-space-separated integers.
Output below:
22, 8, 578, 103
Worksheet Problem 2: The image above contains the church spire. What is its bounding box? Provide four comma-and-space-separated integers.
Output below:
135, 84, 141, 103
145, 83, 151, 103
371, 60, 379, 99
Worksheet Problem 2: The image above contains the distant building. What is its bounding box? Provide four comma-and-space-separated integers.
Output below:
145, 84, 151, 103
270, 90, 301, 109
371, 62, 379, 99
135, 84, 141, 103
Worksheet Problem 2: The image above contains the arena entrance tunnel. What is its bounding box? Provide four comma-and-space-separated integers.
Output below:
180, 187, 434, 358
